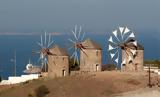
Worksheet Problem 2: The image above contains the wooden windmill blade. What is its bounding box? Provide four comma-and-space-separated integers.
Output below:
47, 49, 58, 56
125, 39, 138, 50
47, 51, 55, 55
82, 45, 95, 49
125, 40, 138, 57
79, 47, 88, 57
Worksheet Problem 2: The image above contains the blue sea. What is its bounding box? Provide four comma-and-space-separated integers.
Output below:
0, 33, 160, 79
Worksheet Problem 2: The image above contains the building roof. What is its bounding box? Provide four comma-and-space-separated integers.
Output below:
125, 39, 144, 50
82, 38, 101, 50
23, 66, 41, 74
50, 45, 68, 56
136, 43, 144, 50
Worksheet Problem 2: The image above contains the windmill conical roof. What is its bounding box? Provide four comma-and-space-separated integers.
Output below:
82, 38, 101, 50
125, 39, 144, 50
50, 45, 68, 56
127, 43, 144, 50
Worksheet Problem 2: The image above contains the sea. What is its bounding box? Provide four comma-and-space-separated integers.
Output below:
0, 33, 160, 79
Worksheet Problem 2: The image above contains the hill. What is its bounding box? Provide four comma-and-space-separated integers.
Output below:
0, 71, 151, 97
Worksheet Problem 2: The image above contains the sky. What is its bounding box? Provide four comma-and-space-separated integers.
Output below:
0, 0, 160, 59
0, 0, 160, 34
0, 0, 160, 78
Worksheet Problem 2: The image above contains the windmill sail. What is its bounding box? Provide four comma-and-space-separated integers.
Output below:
69, 25, 86, 65
115, 58, 119, 64
119, 27, 124, 34
132, 41, 137, 46
130, 49, 137, 55
122, 59, 126, 65
113, 30, 118, 38
110, 53, 115, 59
33, 32, 55, 72
109, 36, 113, 43
108, 45, 115, 51
129, 32, 135, 38
124, 27, 130, 34
108, 26, 138, 70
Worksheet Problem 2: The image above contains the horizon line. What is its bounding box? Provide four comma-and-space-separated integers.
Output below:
0, 32, 64, 36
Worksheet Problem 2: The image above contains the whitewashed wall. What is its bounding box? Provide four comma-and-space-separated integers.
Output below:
0, 74, 39, 85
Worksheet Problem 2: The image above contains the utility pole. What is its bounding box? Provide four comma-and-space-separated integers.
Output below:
14, 51, 16, 76
148, 64, 152, 88
11, 51, 16, 76
0, 63, 2, 80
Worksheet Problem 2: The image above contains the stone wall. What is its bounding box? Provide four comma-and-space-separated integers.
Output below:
122, 50, 144, 71
48, 56, 69, 78
80, 49, 102, 72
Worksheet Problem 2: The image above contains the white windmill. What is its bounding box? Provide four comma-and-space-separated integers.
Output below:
33, 32, 55, 72
68, 25, 87, 65
108, 27, 138, 70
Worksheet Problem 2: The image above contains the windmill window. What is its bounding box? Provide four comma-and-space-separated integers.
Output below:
96, 51, 98, 56
122, 64, 126, 66
135, 63, 138, 71
129, 60, 133, 64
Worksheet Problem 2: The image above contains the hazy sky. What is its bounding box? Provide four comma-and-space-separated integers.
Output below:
0, 0, 160, 34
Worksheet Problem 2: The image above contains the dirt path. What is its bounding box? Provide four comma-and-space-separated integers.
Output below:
117, 88, 160, 97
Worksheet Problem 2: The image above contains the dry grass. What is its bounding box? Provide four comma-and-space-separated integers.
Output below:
0, 71, 150, 97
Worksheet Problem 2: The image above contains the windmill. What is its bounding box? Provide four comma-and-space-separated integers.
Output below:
33, 32, 55, 72
48, 45, 69, 77
68, 25, 87, 65
108, 27, 138, 70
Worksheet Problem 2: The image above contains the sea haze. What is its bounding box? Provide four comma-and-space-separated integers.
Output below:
0, 33, 160, 79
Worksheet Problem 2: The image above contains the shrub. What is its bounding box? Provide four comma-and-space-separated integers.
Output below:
22, 80, 30, 85
69, 58, 80, 72
28, 93, 35, 97
102, 64, 116, 71
34, 85, 50, 97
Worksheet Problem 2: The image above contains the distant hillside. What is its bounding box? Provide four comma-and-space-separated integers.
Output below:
144, 60, 160, 68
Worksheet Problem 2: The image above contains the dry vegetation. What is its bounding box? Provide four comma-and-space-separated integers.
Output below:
0, 71, 153, 97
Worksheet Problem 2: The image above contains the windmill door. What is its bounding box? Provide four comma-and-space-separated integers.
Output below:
62, 70, 66, 76
135, 63, 138, 71
96, 64, 99, 71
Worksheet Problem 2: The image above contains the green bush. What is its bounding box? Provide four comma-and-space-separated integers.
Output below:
34, 85, 50, 97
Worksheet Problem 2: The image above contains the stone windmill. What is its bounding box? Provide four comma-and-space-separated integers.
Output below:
80, 39, 102, 72
108, 26, 144, 71
48, 45, 69, 78
32, 32, 54, 73
122, 42, 144, 71
68, 25, 102, 72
